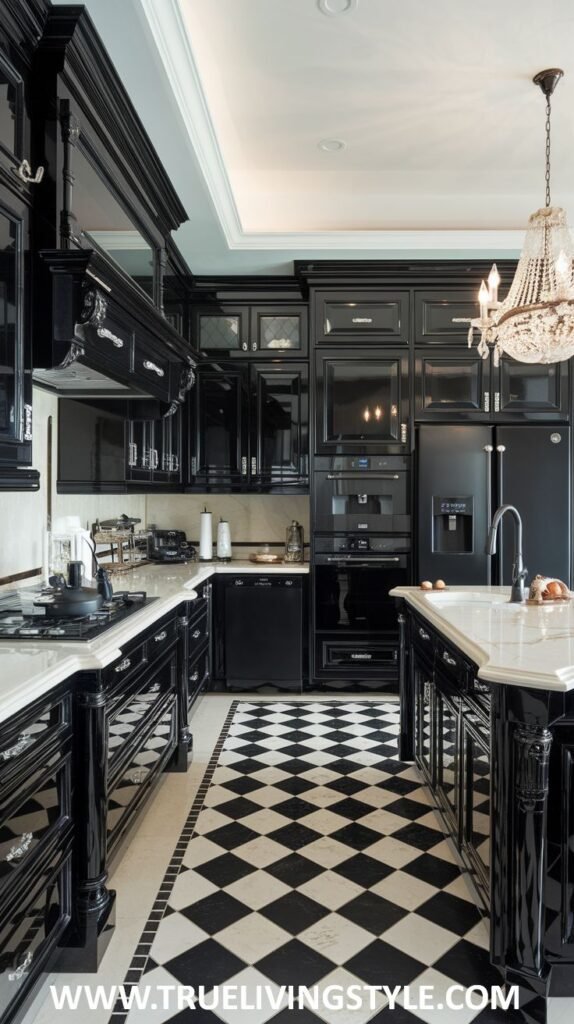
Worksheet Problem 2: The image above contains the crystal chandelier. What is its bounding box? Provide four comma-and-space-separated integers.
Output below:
455, 69, 574, 365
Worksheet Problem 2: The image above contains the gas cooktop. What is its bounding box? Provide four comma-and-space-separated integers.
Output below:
0, 588, 158, 641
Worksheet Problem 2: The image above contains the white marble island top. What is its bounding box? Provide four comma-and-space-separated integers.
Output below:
391, 585, 574, 692
0, 560, 309, 725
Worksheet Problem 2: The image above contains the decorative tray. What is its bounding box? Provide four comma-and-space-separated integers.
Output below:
249, 553, 283, 564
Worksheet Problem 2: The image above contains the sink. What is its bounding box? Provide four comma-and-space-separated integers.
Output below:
424, 591, 508, 606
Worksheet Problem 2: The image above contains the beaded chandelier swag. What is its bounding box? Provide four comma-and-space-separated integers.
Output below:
455, 69, 574, 365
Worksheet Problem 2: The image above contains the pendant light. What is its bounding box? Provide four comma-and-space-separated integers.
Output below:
455, 69, 574, 365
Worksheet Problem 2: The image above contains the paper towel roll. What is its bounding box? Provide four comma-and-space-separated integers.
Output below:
199, 508, 213, 561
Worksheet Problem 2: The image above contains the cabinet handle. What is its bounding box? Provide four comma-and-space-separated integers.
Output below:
154, 630, 167, 642
8, 951, 33, 982
128, 442, 138, 467
483, 391, 490, 412
190, 670, 199, 682
97, 326, 123, 348
191, 456, 197, 476
242, 341, 248, 351
442, 651, 457, 667
326, 473, 399, 480
14, 159, 44, 184
128, 768, 147, 785
23, 404, 32, 442
115, 657, 132, 673
351, 652, 372, 660
241, 456, 247, 476
352, 316, 373, 324
423, 680, 432, 703
418, 627, 430, 641
400, 423, 408, 444
143, 360, 165, 378
252, 341, 257, 351
151, 449, 159, 470
192, 629, 201, 639
494, 391, 500, 412
5, 832, 33, 863
1, 733, 32, 761
251, 457, 257, 474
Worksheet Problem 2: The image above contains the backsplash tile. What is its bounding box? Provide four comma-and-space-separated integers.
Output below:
145, 494, 310, 549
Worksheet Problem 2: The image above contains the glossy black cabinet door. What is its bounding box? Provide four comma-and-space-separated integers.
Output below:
126, 418, 154, 484
250, 362, 308, 488
189, 364, 249, 489
157, 409, 182, 484
494, 358, 569, 421
58, 398, 127, 493
315, 349, 409, 453
414, 289, 478, 345
251, 306, 308, 356
195, 306, 249, 354
414, 348, 490, 420
314, 290, 409, 345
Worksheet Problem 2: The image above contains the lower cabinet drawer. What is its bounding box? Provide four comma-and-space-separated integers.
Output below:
316, 636, 399, 678
188, 607, 208, 658
0, 850, 71, 1022
0, 695, 71, 791
107, 698, 177, 852
188, 648, 209, 717
145, 615, 178, 671
0, 755, 71, 898
107, 654, 176, 769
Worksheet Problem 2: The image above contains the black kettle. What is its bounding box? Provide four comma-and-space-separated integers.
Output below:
36, 561, 113, 617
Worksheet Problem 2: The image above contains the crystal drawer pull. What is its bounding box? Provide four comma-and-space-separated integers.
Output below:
418, 627, 430, 641
190, 670, 199, 682
352, 316, 373, 323
115, 658, 132, 673
143, 360, 165, 377
128, 442, 138, 467
443, 651, 457, 666
9, 951, 33, 981
6, 832, 33, 862
1, 733, 32, 761
154, 631, 167, 642
14, 159, 44, 184
97, 326, 123, 348
192, 629, 201, 639
351, 652, 372, 660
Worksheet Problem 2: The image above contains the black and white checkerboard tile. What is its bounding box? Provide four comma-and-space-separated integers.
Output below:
114, 702, 518, 1024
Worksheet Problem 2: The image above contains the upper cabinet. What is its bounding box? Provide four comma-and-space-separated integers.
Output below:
0, 0, 47, 490
194, 303, 308, 357
414, 289, 478, 345
313, 290, 409, 346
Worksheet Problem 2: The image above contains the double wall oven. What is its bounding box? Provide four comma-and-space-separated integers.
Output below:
311, 455, 411, 690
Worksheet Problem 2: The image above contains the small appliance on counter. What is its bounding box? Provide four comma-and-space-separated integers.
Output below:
216, 518, 232, 562
148, 529, 196, 563
199, 507, 213, 562
92, 514, 149, 574
47, 516, 94, 582
285, 520, 304, 563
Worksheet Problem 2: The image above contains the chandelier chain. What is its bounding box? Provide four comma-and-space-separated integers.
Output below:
545, 96, 552, 207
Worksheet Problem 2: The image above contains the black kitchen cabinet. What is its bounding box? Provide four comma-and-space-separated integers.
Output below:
461, 703, 491, 894
314, 349, 410, 453
313, 290, 409, 346
414, 289, 478, 345
434, 671, 461, 837
194, 304, 308, 357
126, 404, 182, 488
188, 361, 308, 492
414, 349, 569, 422
413, 647, 434, 787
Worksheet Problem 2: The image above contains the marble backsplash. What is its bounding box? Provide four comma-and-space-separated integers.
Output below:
145, 494, 310, 555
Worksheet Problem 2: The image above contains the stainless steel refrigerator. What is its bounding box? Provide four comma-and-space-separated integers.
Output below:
417, 424, 571, 587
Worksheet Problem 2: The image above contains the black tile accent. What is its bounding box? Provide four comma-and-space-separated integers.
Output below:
267, 822, 322, 850
433, 938, 504, 988
333, 854, 394, 888
339, 891, 406, 934
214, 796, 263, 819
163, 938, 244, 990
204, 822, 260, 850
331, 822, 382, 850
266, 853, 324, 888
259, 892, 327, 934
416, 891, 483, 935
328, 797, 373, 821
402, 853, 461, 889
180, 891, 251, 933
346, 938, 426, 986
272, 797, 317, 820
391, 822, 444, 851
274, 776, 316, 796
194, 853, 256, 888
256, 938, 333, 986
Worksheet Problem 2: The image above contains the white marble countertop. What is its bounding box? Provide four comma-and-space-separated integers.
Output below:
391, 585, 574, 692
0, 560, 309, 726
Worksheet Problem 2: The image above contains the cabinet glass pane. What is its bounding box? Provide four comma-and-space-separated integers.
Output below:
259, 315, 300, 351
0, 63, 18, 158
500, 361, 559, 410
422, 359, 481, 410
255, 371, 302, 477
0, 209, 18, 440
197, 372, 244, 477
325, 360, 399, 442
199, 315, 241, 351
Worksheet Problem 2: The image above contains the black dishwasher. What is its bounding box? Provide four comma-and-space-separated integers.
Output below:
222, 576, 303, 691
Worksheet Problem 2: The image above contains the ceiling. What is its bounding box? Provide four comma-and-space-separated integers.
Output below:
52, 0, 574, 275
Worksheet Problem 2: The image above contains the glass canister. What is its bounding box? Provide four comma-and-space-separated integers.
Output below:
284, 520, 304, 562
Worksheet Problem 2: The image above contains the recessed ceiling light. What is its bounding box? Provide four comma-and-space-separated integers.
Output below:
317, 0, 358, 15
318, 138, 346, 152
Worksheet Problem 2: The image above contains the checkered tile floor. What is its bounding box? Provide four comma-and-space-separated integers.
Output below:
117, 702, 513, 1024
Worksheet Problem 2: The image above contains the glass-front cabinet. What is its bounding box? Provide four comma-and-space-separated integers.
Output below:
250, 363, 308, 488
189, 365, 249, 490
194, 305, 308, 357
315, 349, 409, 453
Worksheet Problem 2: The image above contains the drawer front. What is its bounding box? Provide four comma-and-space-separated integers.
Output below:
133, 347, 171, 399
0, 696, 71, 790
188, 606, 208, 658
107, 698, 177, 851
316, 637, 399, 678
436, 639, 471, 685
107, 653, 176, 770
414, 290, 479, 345
145, 614, 178, 669
188, 648, 209, 716
0, 851, 71, 1023
0, 755, 71, 894
411, 615, 436, 660
104, 638, 147, 694
80, 294, 135, 376
315, 290, 409, 345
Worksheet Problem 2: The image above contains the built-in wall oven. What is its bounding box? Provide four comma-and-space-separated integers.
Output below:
311, 534, 411, 691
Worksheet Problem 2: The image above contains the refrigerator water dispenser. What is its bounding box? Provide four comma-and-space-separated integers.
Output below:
432, 497, 473, 553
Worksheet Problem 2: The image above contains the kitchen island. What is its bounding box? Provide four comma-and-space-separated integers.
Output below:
391, 585, 574, 1023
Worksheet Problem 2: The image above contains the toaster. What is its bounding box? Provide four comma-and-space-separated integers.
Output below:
148, 529, 196, 563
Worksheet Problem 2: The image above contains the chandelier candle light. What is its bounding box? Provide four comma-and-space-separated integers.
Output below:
454, 69, 574, 365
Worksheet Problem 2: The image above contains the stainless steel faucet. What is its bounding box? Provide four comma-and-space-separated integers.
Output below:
486, 505, 527, 603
